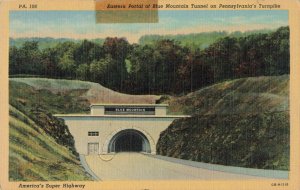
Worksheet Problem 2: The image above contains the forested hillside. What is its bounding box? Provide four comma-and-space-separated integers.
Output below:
157, 75, 289, 170
9, 26, 289, 95
138, 29, 273, 49
9, 37, 104, 49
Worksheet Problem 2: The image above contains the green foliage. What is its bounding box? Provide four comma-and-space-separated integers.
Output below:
166, 75, 289, 116
157, 111, 289, 170
9, 27, 289, 95
73, 39, 103, 66
58, 51, 76, 76
157, 75, 289, 170
101, 37, 130, 91
9, 81, 90, 114
9, 41, 43, 75
9, 80, 90, 155
89, 56, 114, 83
138, 29, 273, 49
9, 106, 92, 181
76, 64, 90, 80
128, 40, 191, 94
9, 80, 92, 181
9, 37, 104, 49
139, 32, 227, 49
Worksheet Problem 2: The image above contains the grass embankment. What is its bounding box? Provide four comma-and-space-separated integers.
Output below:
10, 78, 159, 105
10, 80, 93, 181
9, 79, 88, 181
9, 78, 159, 181
157, 75, 289, 170
9, 106, 92, 181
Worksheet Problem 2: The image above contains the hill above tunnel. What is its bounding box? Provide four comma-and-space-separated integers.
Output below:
157, 75, 289, 170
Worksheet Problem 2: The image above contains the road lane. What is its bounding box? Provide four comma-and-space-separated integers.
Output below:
84, 153, 263, 180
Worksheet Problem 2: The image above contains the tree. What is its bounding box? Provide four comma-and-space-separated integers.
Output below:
14, 41, 43, 75
128, 44, 156, 94
89, 55, 116, 87
76, 63, 90, 80
58, 50, 76, 77
102, 37, 130, 91
237, 33, 269, 77
203, 37, 240, 82
178, 50, 214, 93
40, 48, 59, 77
9, 27, 289, 94
9, 46, 21, 75
74, 40, 100, 65
152, 39, 190, 94
266, 26, 290, 75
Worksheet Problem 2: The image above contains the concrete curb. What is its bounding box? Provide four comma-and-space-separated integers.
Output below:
146, 154, 289, 179
79, 155, 101, 181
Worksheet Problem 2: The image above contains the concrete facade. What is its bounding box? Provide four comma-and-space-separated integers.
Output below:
55, 104, 189, 155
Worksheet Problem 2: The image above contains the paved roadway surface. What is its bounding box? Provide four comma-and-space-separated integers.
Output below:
84, 153, 262, 180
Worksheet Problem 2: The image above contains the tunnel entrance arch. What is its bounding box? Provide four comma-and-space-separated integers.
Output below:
56, 104, 189, 155
108, 129, 151, 153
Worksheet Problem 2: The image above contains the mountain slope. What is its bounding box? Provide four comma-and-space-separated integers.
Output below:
157, 75, 289, 170
138, 29, 274, 49
10, 78, 159, 107
9, 37, 105, 49
166, 75, 289, 115
9, 106, 92, 181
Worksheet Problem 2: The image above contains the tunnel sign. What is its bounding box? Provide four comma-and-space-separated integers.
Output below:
105, 106, 155, 115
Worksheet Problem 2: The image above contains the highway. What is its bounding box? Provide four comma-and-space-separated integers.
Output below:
84, 153, 266, 180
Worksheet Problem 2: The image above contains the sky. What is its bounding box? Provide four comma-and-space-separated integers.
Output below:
10, 10, 288, 43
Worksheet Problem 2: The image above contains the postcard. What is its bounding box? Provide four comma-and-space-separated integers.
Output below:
0, 0, 299, 189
